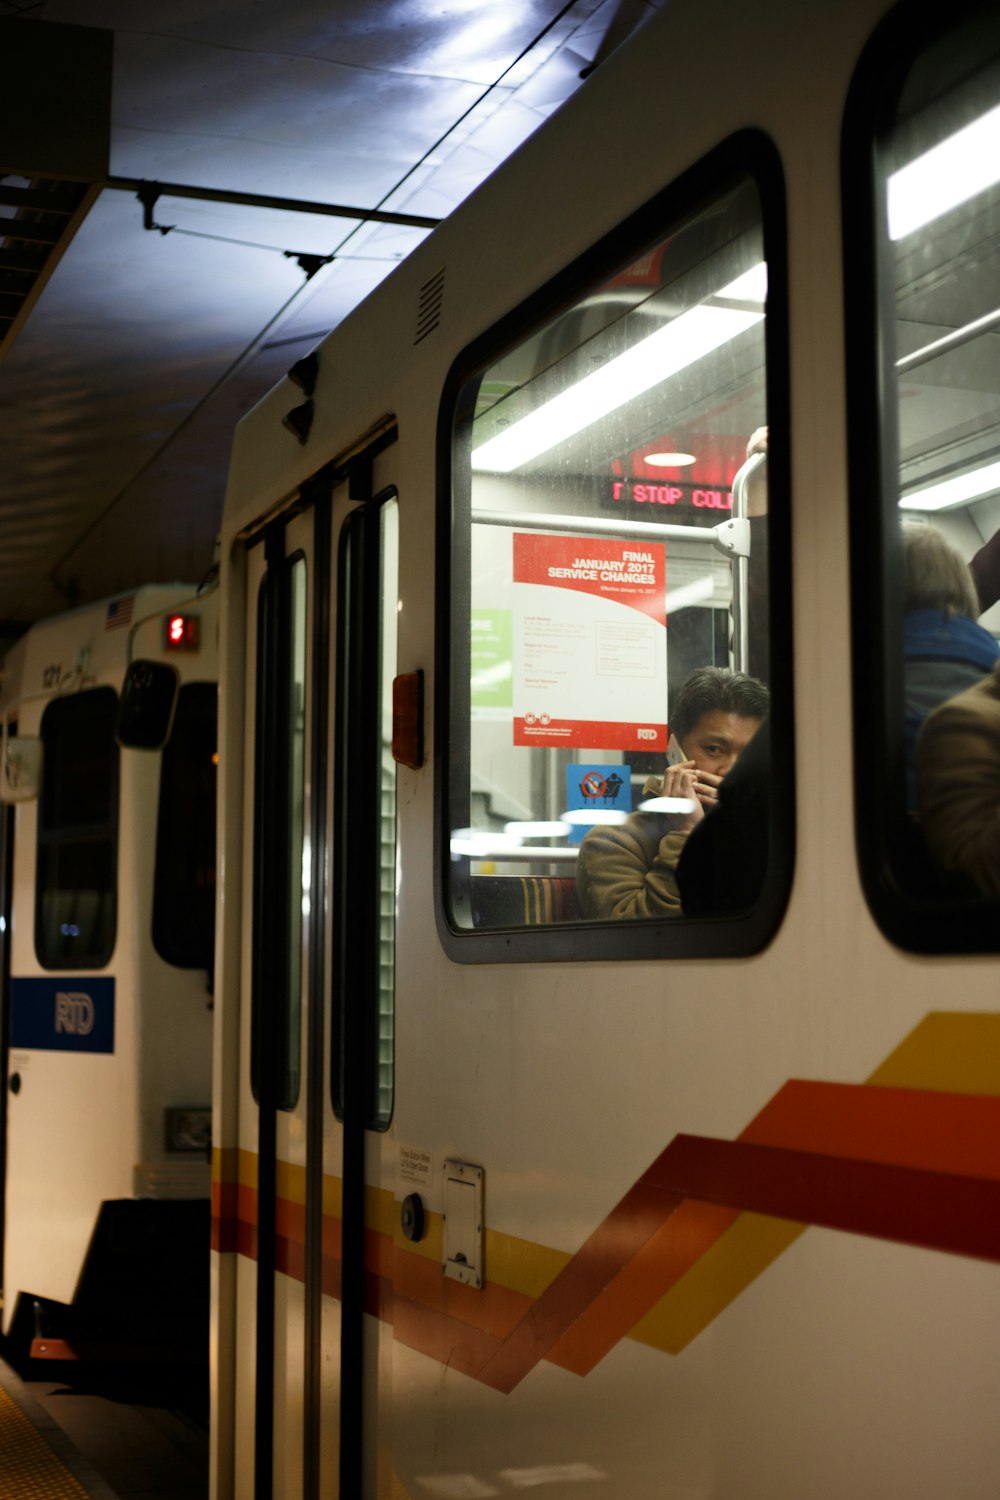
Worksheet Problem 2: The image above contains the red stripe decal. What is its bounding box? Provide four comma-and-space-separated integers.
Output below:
217, 1082, 1000, 1392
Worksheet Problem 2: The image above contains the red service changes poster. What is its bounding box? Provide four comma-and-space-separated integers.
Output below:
512, 532, 668, 750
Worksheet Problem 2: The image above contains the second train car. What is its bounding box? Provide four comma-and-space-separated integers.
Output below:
0, 583, 217, 1361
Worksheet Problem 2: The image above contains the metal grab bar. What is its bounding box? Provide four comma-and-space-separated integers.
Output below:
729, 447, 767, 673
472, 506, 749, 559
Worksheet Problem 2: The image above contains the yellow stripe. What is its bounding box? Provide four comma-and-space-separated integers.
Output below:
631, 1011, 1000, 1355
216, 1013, 1000, 1363
0, 1382, 89, 1498
868, 1012, 1000, 1093
630, 1215, 805, 1354
212, 1145, 239, 1184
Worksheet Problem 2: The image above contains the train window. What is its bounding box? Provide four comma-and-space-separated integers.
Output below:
36, 687, 119, 969
152, 682, 217, 972
440, 141, 791, 958
333, 491, 398, 1128
846, 6, 1000, 948
251, 555, 307, 1110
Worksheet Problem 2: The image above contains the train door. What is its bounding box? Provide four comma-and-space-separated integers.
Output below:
0, 802, 13, 1285
235, 498, 323, 1500
230, 442, 399, 1500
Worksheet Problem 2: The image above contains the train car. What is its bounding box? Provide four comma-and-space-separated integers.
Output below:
0, 583, 217, 1361
211, 0, 1000, 1494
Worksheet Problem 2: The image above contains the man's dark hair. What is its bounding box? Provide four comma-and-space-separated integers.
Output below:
670, 666, 769, 746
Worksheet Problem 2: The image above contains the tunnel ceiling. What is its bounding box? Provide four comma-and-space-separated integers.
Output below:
0, 0, 659, 648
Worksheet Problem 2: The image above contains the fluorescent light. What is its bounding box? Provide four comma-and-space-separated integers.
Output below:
504, 820, 568, 837
888, 101, 1000, 240
714, 263, 768, 302
898, 458, 1000, 512
560, 808, 628, 825
449, 828, 523, 856
645, 450, 696, 466
665, 575, 715, 612
638, 796, 696, 814
472, 284, 765, 474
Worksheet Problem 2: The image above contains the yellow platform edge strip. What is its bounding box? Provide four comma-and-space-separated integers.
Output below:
0, 1381, 91, 1499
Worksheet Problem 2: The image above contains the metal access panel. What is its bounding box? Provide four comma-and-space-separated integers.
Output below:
442, 1160, 484, 1289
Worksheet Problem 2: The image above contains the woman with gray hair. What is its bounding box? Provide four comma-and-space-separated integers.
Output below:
903, 521, 998, 810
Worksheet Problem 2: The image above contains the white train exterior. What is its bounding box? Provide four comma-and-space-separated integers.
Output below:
0, 584, 217, 1357
212, 0, 1000, 1496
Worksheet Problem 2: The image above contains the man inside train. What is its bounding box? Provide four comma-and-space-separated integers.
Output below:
575, 666, 770, 920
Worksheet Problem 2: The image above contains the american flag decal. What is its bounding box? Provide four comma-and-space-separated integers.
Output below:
104, 595, 135, 630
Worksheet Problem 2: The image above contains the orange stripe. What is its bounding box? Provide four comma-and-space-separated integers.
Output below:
547, 1082, 1000, 1377
394, 1237, 533, 1343
743, 1079, 1000, 1174
213, 1015, 1000, 1391
547, 1200, 738, 1374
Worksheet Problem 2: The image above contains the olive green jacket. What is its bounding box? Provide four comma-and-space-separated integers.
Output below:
575, 775, 690, 919
917, 660, 1000, 900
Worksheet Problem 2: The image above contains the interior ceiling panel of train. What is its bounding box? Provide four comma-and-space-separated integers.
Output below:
0, 0, 661, 648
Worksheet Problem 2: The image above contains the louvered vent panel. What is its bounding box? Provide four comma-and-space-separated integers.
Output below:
414, 268, 445, 345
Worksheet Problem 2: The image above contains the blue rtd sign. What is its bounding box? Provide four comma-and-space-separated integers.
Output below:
10, 976, 115, 1053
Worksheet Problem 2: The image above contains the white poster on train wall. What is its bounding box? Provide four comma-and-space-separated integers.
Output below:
512, 532, 667, 750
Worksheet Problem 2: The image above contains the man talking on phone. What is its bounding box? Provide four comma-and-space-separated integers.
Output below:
575, 666, 769, 920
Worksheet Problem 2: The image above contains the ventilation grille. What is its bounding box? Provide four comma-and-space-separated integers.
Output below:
414, 267, 446, 345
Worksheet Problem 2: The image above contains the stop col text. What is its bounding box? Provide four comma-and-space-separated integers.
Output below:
611, 480, 732, 510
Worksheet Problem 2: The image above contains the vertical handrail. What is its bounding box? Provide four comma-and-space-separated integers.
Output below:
729, 448, 767, 674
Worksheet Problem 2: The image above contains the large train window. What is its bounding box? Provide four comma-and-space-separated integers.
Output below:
36, 687, 119, 969
845, 5, 1000, 949
440, 137, 792, 959
152, 682, 217, 972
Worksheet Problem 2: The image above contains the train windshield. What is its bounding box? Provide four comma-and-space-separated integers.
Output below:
152, 682, 217, 972
446, 173, 778, 936
36, 687, 119, 969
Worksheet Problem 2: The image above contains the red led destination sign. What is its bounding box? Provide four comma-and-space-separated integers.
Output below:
609, 479, 732, 511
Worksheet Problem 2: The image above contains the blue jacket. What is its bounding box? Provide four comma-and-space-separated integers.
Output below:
904, 609, 999, 810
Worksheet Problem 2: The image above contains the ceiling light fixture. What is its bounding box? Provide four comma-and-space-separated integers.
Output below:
887, 101, 1000, 240
644, 451, 696, 467
898, 457, 1000, 512
713, 263, 768, 303
471, 266, 767, 474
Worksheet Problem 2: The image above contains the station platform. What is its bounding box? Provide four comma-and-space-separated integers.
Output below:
0, 1356, 207, 1499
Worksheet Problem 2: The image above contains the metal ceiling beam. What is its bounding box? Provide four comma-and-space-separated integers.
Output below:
104, 177, 441, 233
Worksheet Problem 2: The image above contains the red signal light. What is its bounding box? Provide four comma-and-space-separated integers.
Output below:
164, 613, 200, 651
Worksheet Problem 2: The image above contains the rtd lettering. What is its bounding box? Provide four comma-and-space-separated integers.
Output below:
54, 991, 95, 1036
637, 728, 658, 740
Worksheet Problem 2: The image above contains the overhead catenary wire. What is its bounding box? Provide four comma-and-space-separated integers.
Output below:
38, 0, 592, 596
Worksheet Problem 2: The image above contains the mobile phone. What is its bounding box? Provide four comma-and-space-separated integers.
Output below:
666, 733, 686, 766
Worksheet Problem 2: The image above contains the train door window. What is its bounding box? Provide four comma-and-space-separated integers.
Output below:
152, 682, 218, 972
36, 687, 119, 969
333, 491, 398, 1128
845, 5, 1000, 948
440, 140, 791, 958
251, 555, 307, 1109
376, 500, 398, 1126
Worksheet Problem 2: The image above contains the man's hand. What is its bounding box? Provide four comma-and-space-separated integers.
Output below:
660, 760, 705, 832
692, 767, 723, 809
